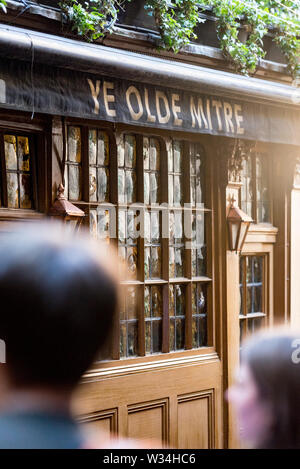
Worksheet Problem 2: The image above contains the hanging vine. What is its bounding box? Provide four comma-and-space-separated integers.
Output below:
59, 0, 130, 41
0, 0, 6, 13
145, 0, 205, 53
265, 0, 300, 78
201, 0, 300, 77
58, 0, 299, 77
201, 0, 269, 75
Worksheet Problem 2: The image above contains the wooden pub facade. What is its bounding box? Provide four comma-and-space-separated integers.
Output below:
0, 0, 299, 448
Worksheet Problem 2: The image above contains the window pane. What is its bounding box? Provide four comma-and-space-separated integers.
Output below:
169, 211, 184, 278
4, 134, 34, 209
192, 283, 208, 348
169, 284, 186, 351
190, 143, 205, 207
68, 127, 81, 162
240, 255, 265, 343
4, 135, 17, 170
125, 135, 136, 168
254, 286, 262, 313
90, 208, 110, 243
120, 287, 138, 358
256, 154, 270, 223
253, 256, 263, 283
144, 137, 160, 205
118, 135, 136, 204
66, 127, 82, 200
6, 172, 18, 208
19, 174, 32, 209
68, 165, 81, 201
89, 129, 97, 165
241, 156, 253, 218
239, 257, 244, 315
18, 137, 30, 172
169, 141, 183, 206
118, 209, 138, 279
145, 286, 163, 354
191, 212, 206, 277
89, 130, 110, 203
247, 286, 253, 314
97, 168, 109, 202
247, 317, 264, 335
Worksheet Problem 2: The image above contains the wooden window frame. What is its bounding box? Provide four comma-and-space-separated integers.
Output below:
64, 119, 216, 365
0, 114, 48, 224
240, 151, 273, 225
240, 232, 276, 344
239, 253, 268, 342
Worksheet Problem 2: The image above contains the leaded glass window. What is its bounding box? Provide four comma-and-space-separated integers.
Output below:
0, 133, 35, 209
169, 210, 184, 278
120, 286, 139, 358
118, 135, 136, 204
66, 127, 213, 360
256, 155, 270, 223
144, 210, 161, 279
192, 283, 207, 348
144, 137, 160, 205
145, 285, 163, 354
241, 152, 271, 224
169, 140, 183, 206
118, 209, 138, 279
65, 126, 82, 201
169, 284, 185, 351
239, 255, 266, 344
241, 156, 253, 218
89, 130, 109, 203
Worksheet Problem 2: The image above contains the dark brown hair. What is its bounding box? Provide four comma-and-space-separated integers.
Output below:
242, 329, 300, 449
0, 222, 118, 389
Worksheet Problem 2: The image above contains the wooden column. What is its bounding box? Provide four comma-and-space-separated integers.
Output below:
51, 116, 65, 204
290, 156, 300, 328
214, 137, 246, 448
271, 145, 298, 324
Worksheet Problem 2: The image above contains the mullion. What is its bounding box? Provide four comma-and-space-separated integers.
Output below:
16, 134, 21, 209
0, 132, 8, 207
252, 153, 258, 222
161, 139, 170, 352
183, 141, 193, 349
137, 135, 146, 356
28, 135, 38, 211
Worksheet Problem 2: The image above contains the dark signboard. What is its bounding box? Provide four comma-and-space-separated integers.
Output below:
0, 58, 299, 145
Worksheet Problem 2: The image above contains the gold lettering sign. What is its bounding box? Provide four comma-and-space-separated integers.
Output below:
86, 78, 245, 136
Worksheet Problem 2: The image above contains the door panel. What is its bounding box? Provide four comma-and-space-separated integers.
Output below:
128, 399, 168, 443
178, 390, 214, 449
73, 356, 222, 448
80, 408, 118, 435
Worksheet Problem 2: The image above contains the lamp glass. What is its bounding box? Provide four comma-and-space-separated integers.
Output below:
237, 222, 249, 251
230, 221, 239, 251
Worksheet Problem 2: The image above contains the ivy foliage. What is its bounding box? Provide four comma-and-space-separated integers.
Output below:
201, 0, 300, 77
201, 0, 269, 75
59, 0, 130, 41
0, 0, 6, 13
59, 0, 299, 77
145, 0, 205, 53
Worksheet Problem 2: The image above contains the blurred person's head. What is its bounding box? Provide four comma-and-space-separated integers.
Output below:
0, 222, 118, 397
227, 328, 300, 449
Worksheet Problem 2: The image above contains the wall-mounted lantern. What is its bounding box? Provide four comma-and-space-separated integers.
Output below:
49, 183, 85, 231
227, 197, 253, 252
